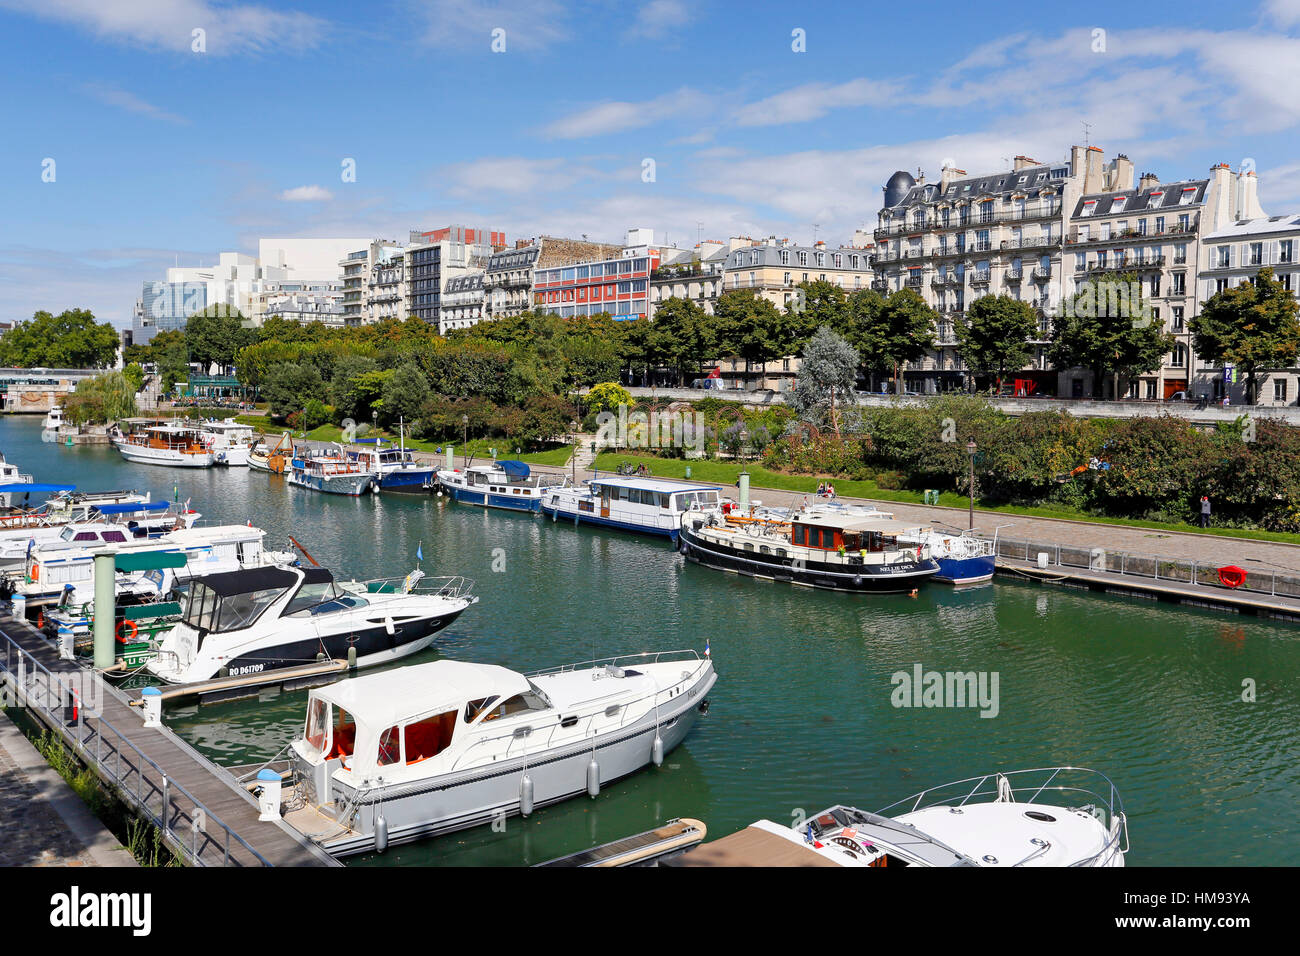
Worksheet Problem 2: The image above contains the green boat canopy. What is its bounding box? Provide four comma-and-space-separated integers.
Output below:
115, 551, 188, 572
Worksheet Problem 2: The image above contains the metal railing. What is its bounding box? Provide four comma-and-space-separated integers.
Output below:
992, 536, 1300, 600
0, 625, 272, 866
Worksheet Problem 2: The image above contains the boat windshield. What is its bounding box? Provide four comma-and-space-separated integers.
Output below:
284, 578, 369, 616
183, 580, 285, 633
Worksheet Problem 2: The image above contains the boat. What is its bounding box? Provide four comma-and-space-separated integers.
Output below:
800, 502, 996, 586
0, 456, 36, 508
113, 422, 215, 468
351, 446, 434, 493
146, 565, 477, 684
1, 524, 295, 610
287, 448, 376, 496
42, 407, 64, 432
41, 596, 183, 670
249, 432, 292, 473
541, 476, 723, 538
0, 502, 198, 571
678, 505, 940, 592
199, 418, 255, 466
260, 647, 715, 856
680, 767, 1127, 868
434, 460, 568, 512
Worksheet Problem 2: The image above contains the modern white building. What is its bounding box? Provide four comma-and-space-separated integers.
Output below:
339, 240, 406, 325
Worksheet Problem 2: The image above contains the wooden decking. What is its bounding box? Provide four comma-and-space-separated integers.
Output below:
665, 825, 841, 867
537, 818, 707, 867
0, 613, 339, 867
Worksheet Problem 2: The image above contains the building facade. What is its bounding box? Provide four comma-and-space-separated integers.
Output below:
532, 229, 662, 321
338, 240, 405, 325
647, 240, 728, 318
406, 226, 501, 324
483, 236, 624, 322
439, 272, 486, 333
1197, 212, 1300, 405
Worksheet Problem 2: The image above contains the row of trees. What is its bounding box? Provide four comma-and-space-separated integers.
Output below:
0, 309, 120, 368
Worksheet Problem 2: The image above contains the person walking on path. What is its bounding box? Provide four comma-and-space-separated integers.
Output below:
1200, 496, 1212, 528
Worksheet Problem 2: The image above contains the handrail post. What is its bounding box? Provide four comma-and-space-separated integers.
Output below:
161, 775, 170, 838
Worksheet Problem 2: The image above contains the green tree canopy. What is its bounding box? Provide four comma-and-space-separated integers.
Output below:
957, 294, 1039, 385
648, 298, 717, 385
790, 326, 860, 437
186, 307, 255, 370
0, 308, 119, 368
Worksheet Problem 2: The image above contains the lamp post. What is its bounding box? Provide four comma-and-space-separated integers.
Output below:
461, 414, 469, 457
966, 439, 977, 530
569, 419, 578, 483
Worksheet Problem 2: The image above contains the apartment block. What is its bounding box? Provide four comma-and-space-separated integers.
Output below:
339, 240, 405, 325
647, 240, 729, 319
483, 235, 624, 321
406, 226, 502, 324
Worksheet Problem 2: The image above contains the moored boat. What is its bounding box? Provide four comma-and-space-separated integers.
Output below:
287, 448, 376, 496
263, 648, 715, 856
113, 422, 215, 468
146, 565, 477, 684
435, 460, 567, 512
682, 767, 1127, 867
199, 418, 255, 466
352, 445, 434, 492
678, 506, 939, 592
541, 476, 722, 538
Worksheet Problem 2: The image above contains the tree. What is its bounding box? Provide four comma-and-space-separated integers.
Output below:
379, 363, 431, 426
714, 289, 788, 382
648, 298, 716, 384
329, 354, 381, 419
875, 289, 938, 393
1191, 268, 1300, 405
0, 308, 119, 368
586, 382, 632, 415
790, 326, 860, 437
1050, 271, 1172, 398
261, 363, 325, 419
122, 362, 145, 394
789, 279, 849, 345
956, 295, 1039, 387
61, 371, 138, 424
186, 307, 255, 371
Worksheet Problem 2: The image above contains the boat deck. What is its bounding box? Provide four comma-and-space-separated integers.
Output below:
0, 613, 339, 867
664, 824, 841, 867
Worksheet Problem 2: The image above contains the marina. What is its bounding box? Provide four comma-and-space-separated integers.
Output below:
0, 417, 1298, 867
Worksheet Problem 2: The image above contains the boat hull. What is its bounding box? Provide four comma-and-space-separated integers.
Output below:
442, 484, 544, 513
314, 668, 716, 856
377, 468, 435, 492
541, 501, 678, 539
116, 445, 214, 468
678, 522, 939, 593
287, 472, 376, 496
933, 554, 996, 585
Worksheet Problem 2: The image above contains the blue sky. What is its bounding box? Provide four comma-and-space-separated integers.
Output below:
4, 0, 1300, 328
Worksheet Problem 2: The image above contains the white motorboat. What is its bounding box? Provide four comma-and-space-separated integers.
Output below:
264, 648, 716, 856
147, 565, 477, 684
436, 460, 568, 512
0, 505, 197, 571
0, 455, 36, 508
714, 767, 1127, 867
2, 523, 295, 610
199, 418, 255, 466
287, 449, 376, 495
114, 423, 215, 468
541, 475, 721, 535
42, 407, 64, 431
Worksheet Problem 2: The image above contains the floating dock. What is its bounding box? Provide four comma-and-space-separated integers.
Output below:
0, 613, 340, 867
136, 659, 350, 707
536, 818, 707, 867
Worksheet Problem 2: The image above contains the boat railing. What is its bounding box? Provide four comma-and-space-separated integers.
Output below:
874, 766, 1128, 865
345, 574, 476, 600
0, 625, 273, 866
527, 648, 703, 677
447, 654, 711, 772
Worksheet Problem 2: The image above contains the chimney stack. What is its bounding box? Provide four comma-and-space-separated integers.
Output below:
1138, 172, 1160, 191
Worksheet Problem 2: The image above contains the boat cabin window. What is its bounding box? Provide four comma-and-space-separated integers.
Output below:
478, 691, 549, 722
101, 530, 127, 543
305, 701, 356, 761
377, 726, 401, 766
673, 490, 720, 512
401, 711, 458, 764
183, 581, 284, 634
464, 696, 499, 722
327, 708, 356, 761
285, 579, 343, 616
305, 699, 329, 754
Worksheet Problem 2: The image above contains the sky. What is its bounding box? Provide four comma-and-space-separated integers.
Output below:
3, 0, 1300, 328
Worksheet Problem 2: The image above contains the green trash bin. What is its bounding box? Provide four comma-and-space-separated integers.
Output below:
685, 465, 692, 479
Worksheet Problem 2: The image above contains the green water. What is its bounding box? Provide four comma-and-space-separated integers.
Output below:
6, 417, 1299, 866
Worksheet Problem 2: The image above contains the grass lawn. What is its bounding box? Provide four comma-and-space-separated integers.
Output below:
243, 420, 572, 465
593, 451, 1300, 545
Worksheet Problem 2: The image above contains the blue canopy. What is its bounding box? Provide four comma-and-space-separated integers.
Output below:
0, 483, 75, 493
94, 501, 169, 515
498, 460, 530, 479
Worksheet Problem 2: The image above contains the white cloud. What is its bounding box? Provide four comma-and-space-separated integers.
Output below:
279, 185, 334, 202
416, 0, 571, 51
0, 0, 328, 54
82, 84, 188, 124
541, 87, 713, 139
626, 0, 690, 40
733, 78, 901, 127
1262, 0, 1300, 27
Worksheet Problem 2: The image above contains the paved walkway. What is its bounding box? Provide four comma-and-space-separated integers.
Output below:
0, 711, 135, 867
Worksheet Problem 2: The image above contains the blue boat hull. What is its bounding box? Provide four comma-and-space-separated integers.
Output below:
934, 554, 996, 585
378, 469, 435, 492
446, 486, 543, 513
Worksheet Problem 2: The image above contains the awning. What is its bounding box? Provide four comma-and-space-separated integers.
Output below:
94, 501, 169, 515
0, 483, 76, 493
115, 551, 189, 572
498, 460, 530, 479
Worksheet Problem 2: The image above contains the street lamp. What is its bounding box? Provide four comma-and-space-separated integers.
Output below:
966, 439, 977, 530
461, 414, 469, 455
569, 419, 578, 483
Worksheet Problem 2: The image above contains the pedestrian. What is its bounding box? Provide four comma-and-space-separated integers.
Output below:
1200, 495, 1211, 528
827, 482, 837, 500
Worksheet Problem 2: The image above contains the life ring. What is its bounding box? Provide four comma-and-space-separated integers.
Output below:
29, 563, 38, 581
1218, 565, 1247, 589
36, 610, 44, 629
116, 619, 139, 643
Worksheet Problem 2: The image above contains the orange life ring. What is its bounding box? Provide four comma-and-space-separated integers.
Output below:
29, 563, 38, 581
1218, 566, 1247, 589
116, 619, 139, 643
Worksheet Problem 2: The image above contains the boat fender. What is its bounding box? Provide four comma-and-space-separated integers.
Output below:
374, 813, 389, 853
678, 538, 689, 554
587, 757, 600, 798
651, 734, 664, 767
347, 646, 358, 669
520, 773, 535, 817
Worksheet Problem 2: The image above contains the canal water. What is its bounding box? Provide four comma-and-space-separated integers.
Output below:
6, 417, 1298, 866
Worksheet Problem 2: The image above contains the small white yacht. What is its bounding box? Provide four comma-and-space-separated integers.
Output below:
710, 768, 1127, 868
541, 476, 722, 536
267, 648, 716, 856
200, 418, 255, 466
147, 565, 477, 684
42, 407, 64, 432
0, 454, 36, 508
0, 505, 196, 571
